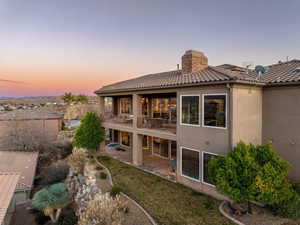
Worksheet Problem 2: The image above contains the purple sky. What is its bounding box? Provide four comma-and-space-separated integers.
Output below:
0, 0, 299, 96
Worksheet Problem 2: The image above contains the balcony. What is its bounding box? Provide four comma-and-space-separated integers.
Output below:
137, 116, 176, 134
102, 113, 133, 127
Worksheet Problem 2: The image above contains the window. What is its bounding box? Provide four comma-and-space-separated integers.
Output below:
104, 97, 113, 113
181, 95, 200, 125
120, 97, 131, 114
203, 94, 226, 128
152, 138, 170, 158
202, 152, 221, 186
181, 147, 200, 180
120, 131, 130, 146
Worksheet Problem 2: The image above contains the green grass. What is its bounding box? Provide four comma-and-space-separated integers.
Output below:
99, 157, 235, 225
99, 172, 107, 179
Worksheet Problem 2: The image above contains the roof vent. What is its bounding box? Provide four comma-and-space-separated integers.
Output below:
295, 67, 300, 72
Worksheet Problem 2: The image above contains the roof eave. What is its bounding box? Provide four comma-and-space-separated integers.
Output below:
95, 79, 265, 95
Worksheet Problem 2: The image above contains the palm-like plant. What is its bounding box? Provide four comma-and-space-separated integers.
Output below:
62, 92, 75, 104
32, 183, 69, 223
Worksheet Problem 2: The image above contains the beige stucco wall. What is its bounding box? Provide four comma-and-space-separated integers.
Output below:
262, 86, 300, 182
0, 119, 61, 150
231, 85, 263, 146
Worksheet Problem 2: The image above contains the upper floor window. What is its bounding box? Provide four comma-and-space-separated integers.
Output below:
120, 97, 131, 114
180, 95, 200, 126
203, 94, 227, 129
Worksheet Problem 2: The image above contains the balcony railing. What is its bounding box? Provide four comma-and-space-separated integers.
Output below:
137, 116, 176, 134
102, 113, 133, 125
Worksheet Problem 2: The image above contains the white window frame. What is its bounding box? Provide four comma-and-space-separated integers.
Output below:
180, 146, 201, 182
201, 151, 221, 187
202, 93, 228, 129
180, 95, 201, 127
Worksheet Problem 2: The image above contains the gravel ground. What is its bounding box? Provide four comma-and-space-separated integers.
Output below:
223, 202, 297, 225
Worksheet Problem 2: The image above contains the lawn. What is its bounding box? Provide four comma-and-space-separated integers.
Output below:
98, 156, 235, 225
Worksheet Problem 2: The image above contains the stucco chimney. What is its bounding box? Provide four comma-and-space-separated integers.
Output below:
181, 50, 208, 74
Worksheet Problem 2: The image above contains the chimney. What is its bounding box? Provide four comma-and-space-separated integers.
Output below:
181, 50, 208, 74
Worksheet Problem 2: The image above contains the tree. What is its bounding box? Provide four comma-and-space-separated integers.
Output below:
62, 92, 75, 104
209, 142, 258, 213
32, 183, 69, 223
73, 112, 105, 152
75, 94, 89, 104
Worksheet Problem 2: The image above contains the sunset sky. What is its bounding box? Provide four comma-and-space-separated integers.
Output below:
0, 0, 299, 97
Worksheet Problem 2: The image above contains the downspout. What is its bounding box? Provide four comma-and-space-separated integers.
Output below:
226, 83, 234, 151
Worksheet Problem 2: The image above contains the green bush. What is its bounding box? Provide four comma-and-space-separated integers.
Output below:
273, 194, 300, 219
98, 156, 111, 161
96, 166, 103, 171
100, 172, 107, 179
209, 141, 293, 214
110, 185, 122, 197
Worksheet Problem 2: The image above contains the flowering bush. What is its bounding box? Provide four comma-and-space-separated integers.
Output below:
78, 193, 126, 225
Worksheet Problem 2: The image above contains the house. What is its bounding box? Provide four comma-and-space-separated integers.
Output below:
0, 109, 63, 150
0, 172, 19, 225
0, 151, 38, 204
95, 50, 300, 198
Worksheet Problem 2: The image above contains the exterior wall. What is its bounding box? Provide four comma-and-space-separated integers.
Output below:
231, 85, 263, 146
0, 119, 61, 150
176, 86, 230, 196
2, 195, 16, 225
262, 86, 300, 182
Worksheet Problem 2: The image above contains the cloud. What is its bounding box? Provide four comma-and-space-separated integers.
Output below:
0, 78, 28, 85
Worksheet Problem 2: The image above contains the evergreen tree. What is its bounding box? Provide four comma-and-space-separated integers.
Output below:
73, 112, 105, 152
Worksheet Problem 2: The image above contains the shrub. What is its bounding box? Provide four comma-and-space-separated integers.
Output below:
100, 172, 107, 179
272, 194, 300, 219
209, 141, 292, 213
89, 158, 96, 164
41, 162, 69, 185
96, 166, 103, 171
78, 193, 126, 225
110, 186, 122, 197
98, 156, 111, 161
67, 150, 86, 174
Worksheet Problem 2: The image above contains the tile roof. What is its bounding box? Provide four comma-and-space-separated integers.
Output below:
0, 172, 20, 225
0, 109, 63, 121
0, 151, 38, 191
247, 60, 300, 85
95, 66, 260, 94
95, 59, 300, 94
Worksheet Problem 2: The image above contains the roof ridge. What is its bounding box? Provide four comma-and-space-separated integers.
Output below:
267, 59, 300, 67
209, 66, 238, 80
101, 69, 181, 89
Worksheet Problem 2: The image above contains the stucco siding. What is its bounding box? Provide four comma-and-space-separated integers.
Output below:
231, 85, 263, 146
262, 86, 300, 181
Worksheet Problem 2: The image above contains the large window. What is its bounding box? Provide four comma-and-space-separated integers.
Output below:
203, 94, 226, 128
181, 147, 200, 180
120, 97, 131, 114
152, 97, 176, 120
120, 131, 130, 147
181, 95, 200, 125
202, 152, 221, 186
